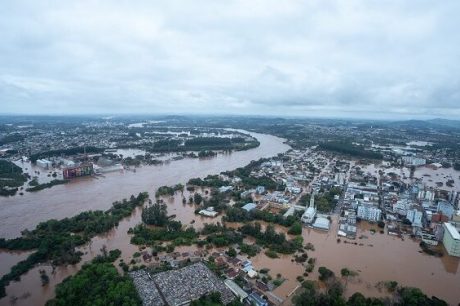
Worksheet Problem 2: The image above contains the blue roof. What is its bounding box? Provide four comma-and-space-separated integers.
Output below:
249, 292, 267, 306
242, 203, 257, 212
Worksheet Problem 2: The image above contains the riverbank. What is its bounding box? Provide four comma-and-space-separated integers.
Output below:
0, 131, 290, 306
0, 131, 289, 239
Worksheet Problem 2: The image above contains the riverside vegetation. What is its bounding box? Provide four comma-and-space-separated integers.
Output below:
0, 192, 149, 297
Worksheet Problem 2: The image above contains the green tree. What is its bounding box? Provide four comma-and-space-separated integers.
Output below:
194, 193, 203, 205
318, 266, 335, 282
141, 202, 168, 226
46, 260, 141, 306
226, 247, 237, 257
288, 222, 303, 235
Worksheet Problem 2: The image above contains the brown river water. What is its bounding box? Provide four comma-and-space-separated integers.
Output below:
0, 131, 288, 306
1, 132, 460, 305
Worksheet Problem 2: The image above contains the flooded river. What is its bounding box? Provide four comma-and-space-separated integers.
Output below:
0, 131, 289, 306
0, 131, 288, 239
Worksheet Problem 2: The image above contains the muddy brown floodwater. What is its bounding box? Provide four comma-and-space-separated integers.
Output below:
0, 131, 288, 239
1, 132, 460, 305
221, 217, 460, 305
0, 131, 289, 306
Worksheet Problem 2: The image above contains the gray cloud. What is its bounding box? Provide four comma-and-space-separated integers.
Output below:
1, 0, 459, 119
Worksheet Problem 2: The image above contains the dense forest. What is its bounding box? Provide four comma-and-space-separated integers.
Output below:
46, 251, 141, 306
0, 159, 28, 196
147, 137, 259, 153
0, 134, 24, 146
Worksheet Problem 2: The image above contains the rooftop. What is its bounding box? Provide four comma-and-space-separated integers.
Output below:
242, 203, 257, 212
444, 222, 460, 240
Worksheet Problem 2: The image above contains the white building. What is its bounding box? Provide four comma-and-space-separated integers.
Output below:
357, 204, 381, 222
407, 208, 423, 227
443, 223, 460, 257
218, 186, 233, 193
393, 198, 412, 216
402, 156, 426, 166
313, 216, 330, 231
301, 193, 316, 224
198, 207, 218, 217
36, 159, 52, 169
224, 279, 248, 302
418, 190, 435, 202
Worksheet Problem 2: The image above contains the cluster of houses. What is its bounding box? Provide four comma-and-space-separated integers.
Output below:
205, 148, 460, 258
211, 252, 280, 306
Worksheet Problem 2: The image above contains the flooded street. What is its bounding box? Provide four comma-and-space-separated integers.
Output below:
244, 219, 460, 305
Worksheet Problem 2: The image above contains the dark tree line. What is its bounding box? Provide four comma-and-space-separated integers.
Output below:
30, 146, 104, 162
319, 141, 383, 160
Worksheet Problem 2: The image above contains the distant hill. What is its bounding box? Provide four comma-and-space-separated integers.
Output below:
386, 119, 460, 131
426, 118, 460, 129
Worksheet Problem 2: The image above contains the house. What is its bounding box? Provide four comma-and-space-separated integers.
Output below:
241, 260, 252, 268
247, 269, 258, 278
199, 207, 218, 217
224, 279, 248, 302
247, 292, 268, 306
428, 163, 443, 170
224, 268, 239, 279
219, 186, 234, 193
242, 203, 257, 212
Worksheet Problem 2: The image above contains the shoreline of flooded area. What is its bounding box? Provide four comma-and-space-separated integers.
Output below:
0, 131, 289, 239
0, 131, 289, 305
2, 193, 460, 305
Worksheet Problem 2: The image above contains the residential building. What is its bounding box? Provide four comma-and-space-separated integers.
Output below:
242, 203, 257, 212
224, 279, 248, 302
218, 186, 234, 193
443, 223, 460, 257
357, 204, 381, 222
247, 292, 268, 306
437, 201, 454, 219
407, 208, 423, 227
199, 207, 218, 217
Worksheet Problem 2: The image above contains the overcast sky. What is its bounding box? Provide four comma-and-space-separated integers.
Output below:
1, 1, 459, 119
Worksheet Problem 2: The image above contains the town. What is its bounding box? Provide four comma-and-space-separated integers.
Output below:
1, 116, 460, 306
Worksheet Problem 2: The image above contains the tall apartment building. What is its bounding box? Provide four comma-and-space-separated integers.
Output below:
443, 222, 460, 257
357, 204, 381, 222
